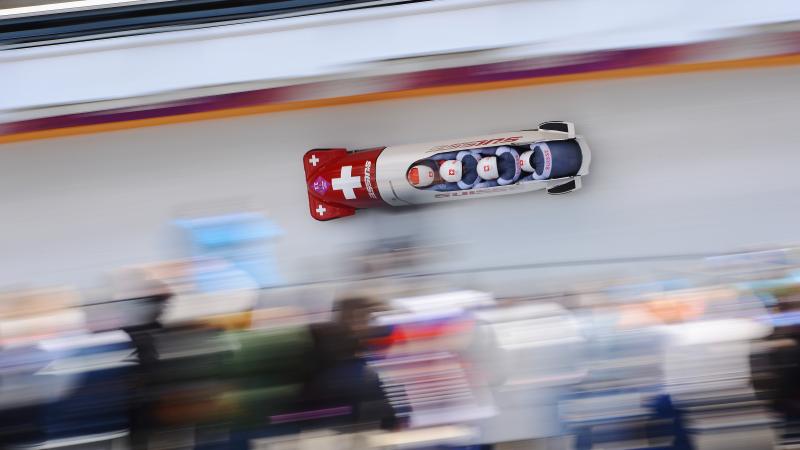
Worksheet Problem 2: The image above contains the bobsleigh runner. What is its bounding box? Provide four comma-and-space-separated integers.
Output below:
303, 121, 591, 221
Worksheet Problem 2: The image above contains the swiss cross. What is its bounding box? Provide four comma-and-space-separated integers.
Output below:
308, 154, 320, 167
332, 165, 361, 200
316, 204, 326, 216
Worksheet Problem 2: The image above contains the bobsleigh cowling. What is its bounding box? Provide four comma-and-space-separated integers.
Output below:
303, 121, 591, 221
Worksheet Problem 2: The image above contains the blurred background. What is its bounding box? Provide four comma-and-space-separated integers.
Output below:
3, 0, 800, 449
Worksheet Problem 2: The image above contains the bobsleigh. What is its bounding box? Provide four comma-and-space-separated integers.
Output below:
303, 121, 591, 221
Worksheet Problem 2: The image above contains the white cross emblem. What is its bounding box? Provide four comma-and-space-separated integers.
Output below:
308, 154, 320, 167
332, 165, 361, 200
316, 204, 327, 216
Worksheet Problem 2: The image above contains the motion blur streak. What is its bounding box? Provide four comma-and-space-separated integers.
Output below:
2, 249, 800, 449
2, 65, 800, 291
2, 0, 800, 449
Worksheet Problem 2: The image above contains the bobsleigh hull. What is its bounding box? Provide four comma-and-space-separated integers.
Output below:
303, 122, 591, 221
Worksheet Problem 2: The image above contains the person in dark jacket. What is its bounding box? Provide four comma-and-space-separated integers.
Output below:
304, 297, 397, 430
121, 285, 172, 449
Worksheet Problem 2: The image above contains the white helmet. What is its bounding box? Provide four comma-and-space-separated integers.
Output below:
519, 150, 535, 172
476, 156, 499, 180
520, 143, 554, 180
407, 164, 436, 187
439, 160, 463, 183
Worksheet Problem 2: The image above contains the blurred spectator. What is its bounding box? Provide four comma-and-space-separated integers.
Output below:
753, 285, 800, 439
303, 296, 397, 429
0, 287, 134, 448
118, 279, 172, 449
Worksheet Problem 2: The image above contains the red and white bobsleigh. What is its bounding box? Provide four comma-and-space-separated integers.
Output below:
303, 121, 591, 221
